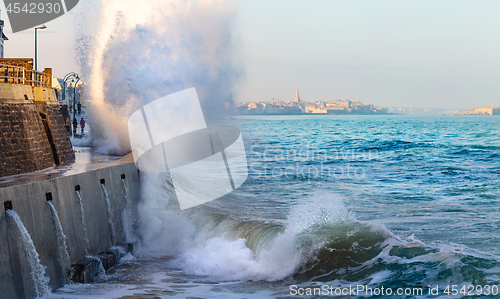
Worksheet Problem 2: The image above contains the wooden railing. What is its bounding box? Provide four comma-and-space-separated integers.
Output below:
0, 64, 51, 87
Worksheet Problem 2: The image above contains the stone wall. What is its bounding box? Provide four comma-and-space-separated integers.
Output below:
60, 104, 70, 123
0, 83, 74, 177
33, 101, 75, 165
0, 102, 54, 176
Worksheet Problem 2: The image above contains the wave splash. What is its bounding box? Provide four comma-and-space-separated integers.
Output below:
132, 172, 500, 289
75, 0, 242, 155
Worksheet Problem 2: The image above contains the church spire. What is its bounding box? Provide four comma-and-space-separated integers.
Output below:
294, 86, 300, 103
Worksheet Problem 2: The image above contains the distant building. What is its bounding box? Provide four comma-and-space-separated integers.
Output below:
326, 100, 351, 109
284, 105, 302, 114
294, 86, 301, 103
454, 106, 500, 115
307, 107, 327, 114
263, 103, 281, 114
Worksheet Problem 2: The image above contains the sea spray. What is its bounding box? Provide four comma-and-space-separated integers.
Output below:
101, 184, 116, 245
6, 210, 52, 298
134, 171, 388, 281
47, 201, 72, 281
74, 0, 242, 154
76, 190, 90, 255
136, 172, 196, 257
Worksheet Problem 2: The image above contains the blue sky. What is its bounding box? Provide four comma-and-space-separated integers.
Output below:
2, 0, 499, 109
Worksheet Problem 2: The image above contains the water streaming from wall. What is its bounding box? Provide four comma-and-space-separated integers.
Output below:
121, 178, 136, 243
47, 201, 72, 282
6, 210, 51, 299
75, 190, 90, 255
101, 184, 116, 246
121, 179, 128, 195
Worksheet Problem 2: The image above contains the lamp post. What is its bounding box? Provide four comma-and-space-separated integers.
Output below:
62, 72, 79, 110
34, 24, 46, 86
72, 77, 81, 135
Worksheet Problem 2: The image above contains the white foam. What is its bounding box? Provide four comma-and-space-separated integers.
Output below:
134, 172, 196, 257
135, 176, 365, 281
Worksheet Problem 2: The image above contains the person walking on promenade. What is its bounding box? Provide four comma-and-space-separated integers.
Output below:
72, 117, 78, 135
77, 101, 82, 114
80, 118, 86, 135
65, 117, 71, 136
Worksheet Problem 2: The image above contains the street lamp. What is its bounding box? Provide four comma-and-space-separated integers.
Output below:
62, 72, 79, 109
72, 77, 81, 135
34, 24, 46, 86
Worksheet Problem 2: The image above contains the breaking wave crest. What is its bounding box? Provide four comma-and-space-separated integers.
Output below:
132, 172, 500, 288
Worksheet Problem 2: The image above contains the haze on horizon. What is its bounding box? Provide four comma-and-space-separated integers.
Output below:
1, 0, 499, 110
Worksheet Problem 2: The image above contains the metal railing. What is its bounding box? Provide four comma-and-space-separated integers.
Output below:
0, 64, 51, 87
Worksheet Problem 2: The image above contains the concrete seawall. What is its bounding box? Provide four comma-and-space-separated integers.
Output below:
0, 160, 140, 298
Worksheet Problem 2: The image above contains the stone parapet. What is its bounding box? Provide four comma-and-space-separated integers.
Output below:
0, 83, 34, 104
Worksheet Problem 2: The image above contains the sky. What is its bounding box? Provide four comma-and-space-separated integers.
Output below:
1, 0, 499, 109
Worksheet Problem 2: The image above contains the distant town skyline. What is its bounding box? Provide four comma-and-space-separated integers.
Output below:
236, 97, 389, 115
1, 1, 500, 109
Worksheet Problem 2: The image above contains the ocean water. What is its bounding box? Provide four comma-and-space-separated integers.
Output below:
54, 115, 500, 299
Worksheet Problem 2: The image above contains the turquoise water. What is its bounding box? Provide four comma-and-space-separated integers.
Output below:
54, 115, 500, 299
239, 115, 500, 254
